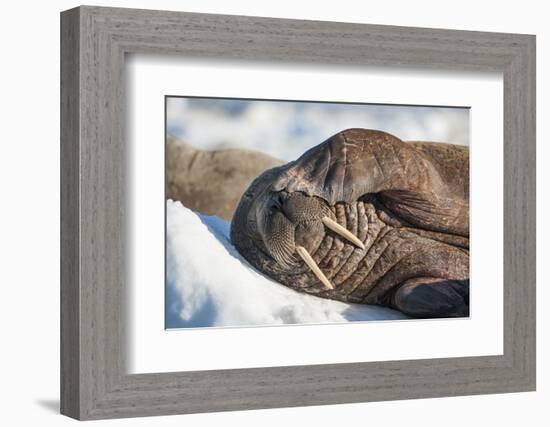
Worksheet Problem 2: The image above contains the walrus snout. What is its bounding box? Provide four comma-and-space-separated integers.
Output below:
256, 191, 325, 269
257, 191, 367, 289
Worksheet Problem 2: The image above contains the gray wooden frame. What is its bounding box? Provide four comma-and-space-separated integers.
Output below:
60, 5, 536, 420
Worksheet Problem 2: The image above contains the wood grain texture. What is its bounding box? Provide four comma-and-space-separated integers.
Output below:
60, 5, 536, 420
60, 7, 81, 419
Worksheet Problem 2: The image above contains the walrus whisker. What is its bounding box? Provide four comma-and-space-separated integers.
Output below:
321, 217, 365, 250
295, 245, 334, 290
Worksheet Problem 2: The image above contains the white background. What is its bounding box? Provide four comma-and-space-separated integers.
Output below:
129, 57, 503, 373
0, 0, 547, 426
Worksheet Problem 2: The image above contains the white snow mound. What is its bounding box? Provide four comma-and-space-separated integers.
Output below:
166, 200, 407, 328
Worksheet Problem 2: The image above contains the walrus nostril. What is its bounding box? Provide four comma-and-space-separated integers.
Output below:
295, 245, 334, 290
322, 216, 366, 250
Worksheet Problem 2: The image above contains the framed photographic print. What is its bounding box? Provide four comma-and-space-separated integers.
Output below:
60, 6, 536, 420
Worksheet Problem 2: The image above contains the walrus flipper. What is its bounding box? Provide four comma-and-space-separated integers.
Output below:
391, 278, 470, 318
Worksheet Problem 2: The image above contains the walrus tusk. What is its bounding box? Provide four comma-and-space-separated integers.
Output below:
295, 245, 334, 290
322, 217, 365, 250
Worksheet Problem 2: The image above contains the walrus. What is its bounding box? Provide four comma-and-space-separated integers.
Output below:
167, 136, 283, 220
230, 129, 469, 318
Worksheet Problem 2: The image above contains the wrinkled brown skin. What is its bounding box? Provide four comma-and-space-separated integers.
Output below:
230, 129, 469, 318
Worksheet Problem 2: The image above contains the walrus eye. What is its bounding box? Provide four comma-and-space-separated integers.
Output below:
268, 200, 279, 212
268, 193, 284, 212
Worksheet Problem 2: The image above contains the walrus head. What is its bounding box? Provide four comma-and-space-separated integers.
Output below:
230, 129, 470, 317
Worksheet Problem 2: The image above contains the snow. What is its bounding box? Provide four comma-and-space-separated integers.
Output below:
166, 200, 408, 329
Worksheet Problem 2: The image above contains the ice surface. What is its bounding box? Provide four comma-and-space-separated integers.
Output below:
166, 200, 408, 328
